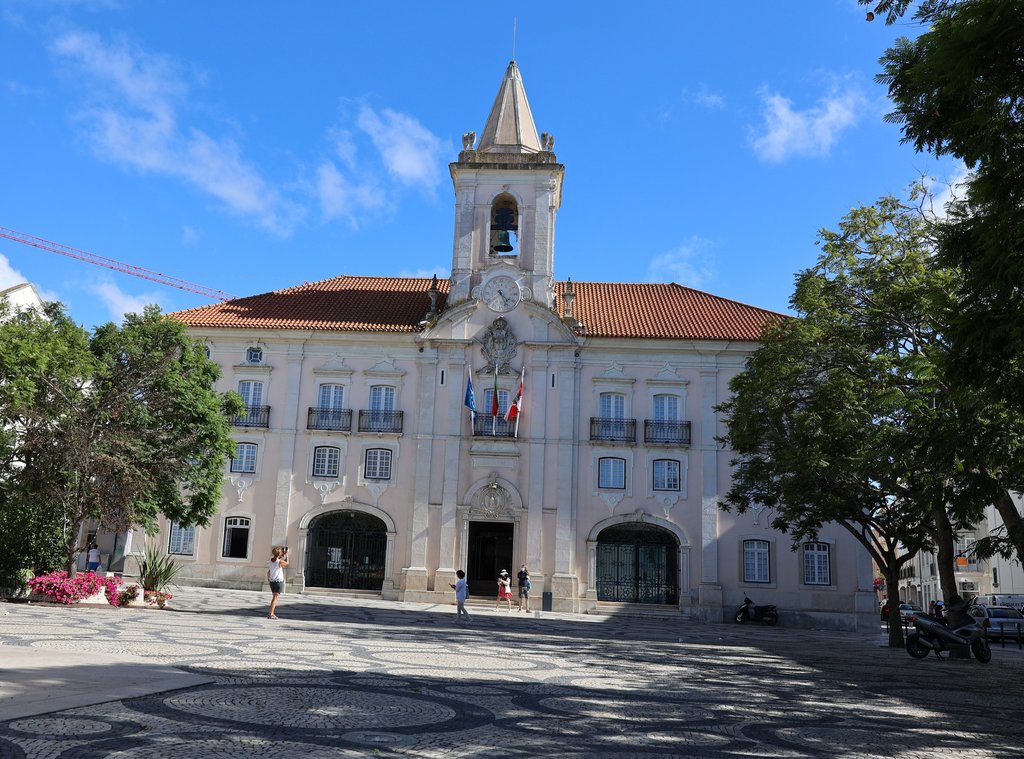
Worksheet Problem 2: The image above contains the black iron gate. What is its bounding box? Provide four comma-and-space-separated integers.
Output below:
305, 511, 387, 590
595, 524, 678, 605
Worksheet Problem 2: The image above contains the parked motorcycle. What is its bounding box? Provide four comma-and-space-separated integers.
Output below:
735, 597, 779, 626
906, 596, 991, 663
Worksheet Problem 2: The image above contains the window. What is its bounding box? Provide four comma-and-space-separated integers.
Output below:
803, 542, 831, 585
318, 383, 344, 410
168, 522, 196, 556
222, 516, 250, 559
238, 380, 263, 407
365, 448, 392, 480
231, 443, 258, 473
482, 388, 510, 417
369, 385, 395, 412
312, 446, 340, 478
743, 539, 771, 583
246, 346, 263, 363
598, 457, 626, 489
600, 392, 626, 419
653, 394, 679, 422
653, 459, 681, 491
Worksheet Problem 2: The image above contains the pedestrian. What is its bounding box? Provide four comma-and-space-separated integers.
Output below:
516, 564, 532, 612
86, 542, 101, 572
267, 546, 288, 619
494, 569, 513, 612
450, 569, 470, 624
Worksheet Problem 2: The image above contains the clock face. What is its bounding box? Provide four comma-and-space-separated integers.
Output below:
481, 275, 521, 312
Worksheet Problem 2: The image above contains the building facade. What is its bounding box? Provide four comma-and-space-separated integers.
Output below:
165, 62, 877, 629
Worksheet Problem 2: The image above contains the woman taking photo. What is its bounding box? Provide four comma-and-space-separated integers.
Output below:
267, 546, 288, 619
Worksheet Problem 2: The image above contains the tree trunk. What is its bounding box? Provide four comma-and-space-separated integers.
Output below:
932, 504, 968, 658
883, 555, 905, 648
993, 491, 1024, 565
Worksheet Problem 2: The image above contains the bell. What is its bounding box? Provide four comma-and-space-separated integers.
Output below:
490, 230, 513, 253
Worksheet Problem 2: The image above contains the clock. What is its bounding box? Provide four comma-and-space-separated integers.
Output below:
481, 275, 522, 312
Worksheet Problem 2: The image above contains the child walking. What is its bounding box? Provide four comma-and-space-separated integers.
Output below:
450, 569, 470, 624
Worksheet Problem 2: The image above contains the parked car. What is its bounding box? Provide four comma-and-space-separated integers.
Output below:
899, 603, 924, 622
967, 604, 1024, 640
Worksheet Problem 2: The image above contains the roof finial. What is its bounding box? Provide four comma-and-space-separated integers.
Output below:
512, 17, 516, 61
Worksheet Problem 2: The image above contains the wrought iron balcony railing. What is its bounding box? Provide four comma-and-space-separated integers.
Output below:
232, 405, 270, 428
590, 417, 636, 443
307, 407, 353, 431
472, 415, 517, 438
357, 409, 404, 434
644, 420, 692, 446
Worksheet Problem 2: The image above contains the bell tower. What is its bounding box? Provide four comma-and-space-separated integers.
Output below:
447, 61, 564, 310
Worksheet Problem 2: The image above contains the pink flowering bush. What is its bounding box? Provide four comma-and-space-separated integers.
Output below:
27, 571, 121, 606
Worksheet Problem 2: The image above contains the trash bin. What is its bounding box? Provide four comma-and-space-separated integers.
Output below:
542, 591, 552, 611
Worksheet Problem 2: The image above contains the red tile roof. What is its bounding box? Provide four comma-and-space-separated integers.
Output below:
171, 275, 784, 341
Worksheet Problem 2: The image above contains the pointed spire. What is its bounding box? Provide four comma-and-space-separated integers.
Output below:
477, 61, 542, 154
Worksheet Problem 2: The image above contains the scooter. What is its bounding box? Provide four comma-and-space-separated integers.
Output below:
735, 597, 779, 626
905, 596, 991, 663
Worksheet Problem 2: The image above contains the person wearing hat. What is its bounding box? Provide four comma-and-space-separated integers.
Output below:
494, 569, 514, 612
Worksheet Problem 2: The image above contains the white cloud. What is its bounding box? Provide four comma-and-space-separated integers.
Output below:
0, 254, 60, 303
0, 253, 30, 291
750, 84, 868, 163
316, 161, 385, 226
928, 162, 972, 219
51, 31, 303, 235
88, 280, 163, 322
356, 105, 446, 190
693, 85, 725, 110
397, 266, 450, 280
646, 238, 715, 289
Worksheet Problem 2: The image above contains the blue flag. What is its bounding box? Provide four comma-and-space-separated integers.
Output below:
464, 375, 477, 423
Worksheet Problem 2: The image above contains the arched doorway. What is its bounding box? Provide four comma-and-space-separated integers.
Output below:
595, 523, 679, 605
305, 510, 387, 590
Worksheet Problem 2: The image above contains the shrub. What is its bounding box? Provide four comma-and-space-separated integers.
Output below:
143, 589, 173, 608
117, 584, 141, 607
27, 571, 120, 606
137, 540, 181, 593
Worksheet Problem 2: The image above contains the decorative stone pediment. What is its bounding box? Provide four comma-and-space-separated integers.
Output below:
313, 355, 354, 376
366, 359, 404, 378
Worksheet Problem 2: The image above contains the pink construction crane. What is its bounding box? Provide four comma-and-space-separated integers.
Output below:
0, 226, 237, 302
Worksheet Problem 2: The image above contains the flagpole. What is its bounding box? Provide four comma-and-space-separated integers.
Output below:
514, 367, 524, 438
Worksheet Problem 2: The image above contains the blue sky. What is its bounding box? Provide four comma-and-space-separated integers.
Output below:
0, 1, 959, 330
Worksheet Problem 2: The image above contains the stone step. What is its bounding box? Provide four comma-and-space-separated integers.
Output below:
587, 601, 686, 620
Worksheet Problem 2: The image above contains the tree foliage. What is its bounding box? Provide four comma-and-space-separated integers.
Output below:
866, 0, 1024, 390
0, 302, 243, 576
861, 0, 1024, 578
717, 196, 977, 645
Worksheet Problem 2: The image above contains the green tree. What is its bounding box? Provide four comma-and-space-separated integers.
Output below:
0, 302, 243, 576
718, 196, 977, 646
862, 0, 1024, 566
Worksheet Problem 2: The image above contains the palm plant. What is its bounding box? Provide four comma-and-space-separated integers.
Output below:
137, 540, 181, 592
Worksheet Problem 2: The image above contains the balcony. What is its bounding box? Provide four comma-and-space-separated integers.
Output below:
232, 405, 270, 428
644, 420, 692, 446
473, 415, 517, 438
357, 409, 404, 434
590, 417, 636, 443
307, 407, 353, 431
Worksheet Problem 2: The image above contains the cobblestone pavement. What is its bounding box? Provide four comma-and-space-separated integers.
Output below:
1, 588, 1023, 758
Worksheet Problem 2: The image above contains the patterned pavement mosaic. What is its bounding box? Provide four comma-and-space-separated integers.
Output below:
1, 588, 1023, 757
